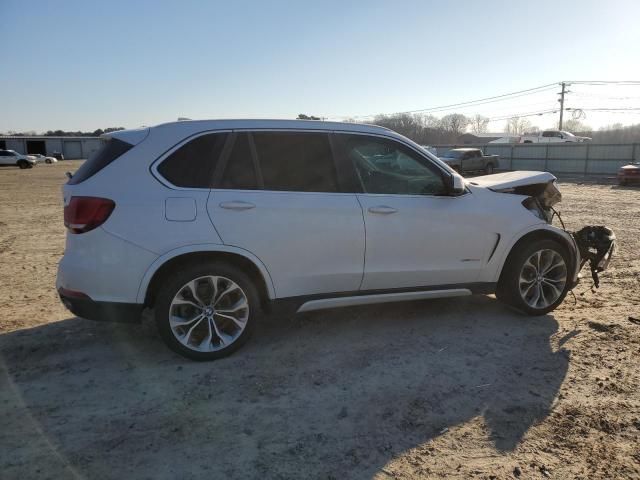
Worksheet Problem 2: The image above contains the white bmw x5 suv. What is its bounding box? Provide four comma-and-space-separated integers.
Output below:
57, 119, 615, 360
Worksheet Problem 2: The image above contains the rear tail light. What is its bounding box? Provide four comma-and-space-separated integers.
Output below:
64, 196, 115, 234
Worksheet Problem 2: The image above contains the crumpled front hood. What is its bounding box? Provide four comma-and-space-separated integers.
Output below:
467, 171, 556, 191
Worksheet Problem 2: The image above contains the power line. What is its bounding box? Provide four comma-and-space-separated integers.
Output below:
564, 80, 640, 85
567, 107, 640, 112
486, 109, 558, 122
327, 80, 640, 122
570, 92, 640, 100
333, 82, 558, 119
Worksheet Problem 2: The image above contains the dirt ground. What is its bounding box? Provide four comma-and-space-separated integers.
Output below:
1, 161, 639, 480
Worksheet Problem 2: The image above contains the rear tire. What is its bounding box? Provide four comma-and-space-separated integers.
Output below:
154, 262, 261, 361
497, 239, 570, 316
485, 163, 495, 175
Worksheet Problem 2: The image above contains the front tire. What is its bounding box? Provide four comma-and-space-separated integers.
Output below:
485, 163, 495, 175
497, 239, 570, 315
17, 160, 30, 169
154, 262, 260, 360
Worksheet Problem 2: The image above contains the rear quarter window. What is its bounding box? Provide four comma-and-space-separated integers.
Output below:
68, 138, 132, 185
157, 133, 228, 188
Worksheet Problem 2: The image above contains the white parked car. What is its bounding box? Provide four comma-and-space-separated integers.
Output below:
56, 120, 615, 360
0, 149, 37, 169
28, 153, 58, 164
521, 130, 591, 143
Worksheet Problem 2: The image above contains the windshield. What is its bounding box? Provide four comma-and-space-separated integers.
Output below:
561, 131, 575, 137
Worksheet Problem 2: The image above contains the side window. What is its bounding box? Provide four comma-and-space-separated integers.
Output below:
157, 133, 228, 188
343, 135, 447, 196
253, 132, 338, 192
542, 131, 555, 138
219, 133, 258, 189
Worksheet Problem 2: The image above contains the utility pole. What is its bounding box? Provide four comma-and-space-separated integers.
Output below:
558, 82, 566, 130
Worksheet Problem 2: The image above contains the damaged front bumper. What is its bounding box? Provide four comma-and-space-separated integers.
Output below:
508, 181, 616, 288
572, 226, 616, 288
473, 172, 617, 289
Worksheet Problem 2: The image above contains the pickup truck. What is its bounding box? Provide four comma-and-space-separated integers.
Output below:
521, 130, 591, 143
439, 148, 499, 175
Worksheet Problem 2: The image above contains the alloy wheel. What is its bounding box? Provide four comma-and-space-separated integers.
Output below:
518, 249, 567, 309
168, 275, 249, 352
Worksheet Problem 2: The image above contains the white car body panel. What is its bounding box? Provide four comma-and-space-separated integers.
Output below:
208, 190, 365, 297
467, 171, 556, 190
56, 227, 157, 303
135, 243, 277, 303
57, 119, 582, 318
356, 192, 496, 289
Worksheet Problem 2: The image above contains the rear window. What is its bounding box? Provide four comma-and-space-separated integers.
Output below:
157, 133, 228, 188
252, 132, 338, 192
68, 138, 132, 185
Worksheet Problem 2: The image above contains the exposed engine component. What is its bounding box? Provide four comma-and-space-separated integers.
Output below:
572, 226, 616, 288
516, 181, 563, 223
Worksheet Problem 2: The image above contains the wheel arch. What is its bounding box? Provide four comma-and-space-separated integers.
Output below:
497, 227, 578, 287
138, 245, 276, 307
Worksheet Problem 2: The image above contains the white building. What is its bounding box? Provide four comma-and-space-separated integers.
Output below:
0, 136, 103, 159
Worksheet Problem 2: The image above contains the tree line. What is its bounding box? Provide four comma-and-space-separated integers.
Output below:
355, 114, 639, 145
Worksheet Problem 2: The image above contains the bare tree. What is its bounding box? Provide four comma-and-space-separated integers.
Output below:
592, 123, 640, 143
469, 114, 489, 134
415, 114, 441, 130
562, 118, 591, 134
440, 114, 469, 136
505, 117, 532, 135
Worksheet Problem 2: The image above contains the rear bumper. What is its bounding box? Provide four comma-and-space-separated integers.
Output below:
56, 227, 158, 304
58, 289, 143, 323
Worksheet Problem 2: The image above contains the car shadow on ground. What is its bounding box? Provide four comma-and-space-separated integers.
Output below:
1, 295, 568, 479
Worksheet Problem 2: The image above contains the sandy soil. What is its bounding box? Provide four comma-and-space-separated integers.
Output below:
0, 162, 639, 479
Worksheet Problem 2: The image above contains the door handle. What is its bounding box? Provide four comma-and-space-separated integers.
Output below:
368, 206, 398, 214
219, 201, 256, 211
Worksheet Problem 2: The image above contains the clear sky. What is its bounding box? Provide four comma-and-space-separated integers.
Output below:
2, 0, 640, 133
